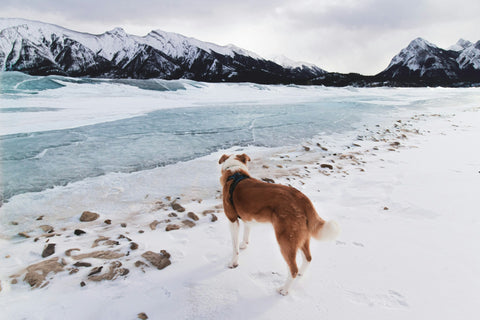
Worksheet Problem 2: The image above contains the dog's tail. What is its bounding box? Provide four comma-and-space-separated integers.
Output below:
312, 219, 340, 241
305, 200, 340, 241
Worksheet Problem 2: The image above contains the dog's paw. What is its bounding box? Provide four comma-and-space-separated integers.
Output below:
228, 262, 239, 269
239, 241, 249, 250
277, 287, 289, 296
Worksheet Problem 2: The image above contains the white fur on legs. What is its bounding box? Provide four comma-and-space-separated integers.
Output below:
240, 222, 251, 249
228, 220, 240, 268
277, 273, 295, 296
298, 250, 311, 277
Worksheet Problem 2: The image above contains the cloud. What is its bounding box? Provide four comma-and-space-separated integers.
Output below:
2, 0, 480, 74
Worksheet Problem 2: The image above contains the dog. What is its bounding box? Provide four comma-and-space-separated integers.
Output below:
219, 153, 339, 295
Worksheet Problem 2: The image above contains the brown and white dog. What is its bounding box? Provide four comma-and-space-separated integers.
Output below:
219, 153, 339, 295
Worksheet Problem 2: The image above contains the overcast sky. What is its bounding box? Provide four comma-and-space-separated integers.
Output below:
2, 0, 479, 74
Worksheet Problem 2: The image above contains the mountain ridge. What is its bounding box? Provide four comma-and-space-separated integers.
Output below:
1, 18, 479, 86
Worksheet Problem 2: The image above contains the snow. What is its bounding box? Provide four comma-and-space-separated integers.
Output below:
1, 86, 480, 319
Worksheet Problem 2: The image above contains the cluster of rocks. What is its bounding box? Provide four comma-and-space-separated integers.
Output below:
7, 198, 222, 289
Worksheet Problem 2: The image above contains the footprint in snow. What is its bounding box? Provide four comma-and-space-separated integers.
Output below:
347, 290, 408, 309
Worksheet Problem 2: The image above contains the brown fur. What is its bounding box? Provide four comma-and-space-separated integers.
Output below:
219, 153, 327, 280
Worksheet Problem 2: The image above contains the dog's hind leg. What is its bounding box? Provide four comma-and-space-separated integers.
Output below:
228, 220, 240, 268
298, 239, 312, 277
240, 221, 251, 250
277, 238, 299, 296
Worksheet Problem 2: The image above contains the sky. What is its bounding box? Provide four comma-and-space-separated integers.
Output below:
1, 0, 479, 75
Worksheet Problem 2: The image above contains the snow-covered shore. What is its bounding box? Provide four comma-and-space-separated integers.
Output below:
1, 104, 479, 320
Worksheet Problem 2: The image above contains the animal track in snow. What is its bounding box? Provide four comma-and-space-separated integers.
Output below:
347, 289, 408, 309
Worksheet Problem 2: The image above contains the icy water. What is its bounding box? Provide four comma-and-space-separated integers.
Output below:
1, 72, 479, 203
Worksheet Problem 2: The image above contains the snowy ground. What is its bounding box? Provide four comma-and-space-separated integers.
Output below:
1, 104, 479, 320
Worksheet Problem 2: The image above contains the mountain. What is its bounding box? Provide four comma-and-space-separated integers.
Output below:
375, 37, 480, 86
0, 19, 479, 86
0, 18, 326, 83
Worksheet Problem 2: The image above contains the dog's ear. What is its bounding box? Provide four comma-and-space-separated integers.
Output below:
236, 153, 251, 164
219, 154, 229, 164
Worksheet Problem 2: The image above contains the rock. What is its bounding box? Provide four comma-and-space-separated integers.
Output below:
168, 212, 178, 218
24, 257, 64, 288
384, 207, 389, 211
149, 220, 160, 230
36, 215, 44, 221
71, 250, 125, 260
141, 251, 171, 270
303, 146, 310, 151
39, 225, 54, 233
89, 261, 129, 281
88, 266, 103, 276
138, 230, 144, 234
261, 177, 275, 183
11, 279, 18, 284
171, 201, 185, 212
80, 211, 99, 222
121, 223, 127, 228
10, 221, 18, 225
138, 312, 148, 319
80, 281, 86, 287
65, 248, 80, 256
210, 214, 218, 222
69, 268, 79, 275
187, 212, 199, 221
182, 220, 196, 228
18, 232, 30, 238
201, 210, 215, 216
104, 219, 112, 225
92, 236, 110, 248
165, 224, 180, 232
135, 261, 147, 268
320, 164, 334, 170
74, 229, 86, 236
73, 262, 92, 267
130, 242, 139, 250
42, 243, 56, 258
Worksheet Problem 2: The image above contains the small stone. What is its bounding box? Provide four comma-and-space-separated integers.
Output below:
104, 219, 112, 225
88, 266, 103, 276
36, 216, 44, 221
80, 211, 99, 222
320, 164, 334, 170
165, 224, 180, 232
201, 210, 215, 216
69, 268, 79, 275
74, 262, 92, 267
261, 177, 275, 184
74, 229, 86, 236
182, 220, 195, 228
171, 201, 185, 212
303, 146, 310, 151
11, 279, 18, 284
168, 212, 178, 218
39, 225, 54, 233
141, 251, 171, 270
138, 312, 148, 319
130, 242, 139, 250
135, 261, 147, 268
384, 207, 389, 211
121, 223, 127, 228
187, 212, 199, 221
10, 221, 18, 226
210, 214, 218, 222
42, 243, 56, 258
18, 232, 30, 238
138, 230, 144, 234
149, 220, 160, 230
80, 281, 86, 287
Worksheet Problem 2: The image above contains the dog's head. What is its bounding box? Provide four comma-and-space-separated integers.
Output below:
218, 153, 251, 175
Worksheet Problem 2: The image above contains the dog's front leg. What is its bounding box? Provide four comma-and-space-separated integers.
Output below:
240, 222, 251, 249
228, 219, 240, 268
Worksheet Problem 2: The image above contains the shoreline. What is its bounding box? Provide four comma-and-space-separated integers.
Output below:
1, 103, 479, 319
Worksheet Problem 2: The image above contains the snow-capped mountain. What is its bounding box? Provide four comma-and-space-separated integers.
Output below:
376, 37, 480, 85
0, 18, 325, 83
0, 19, 478, 86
